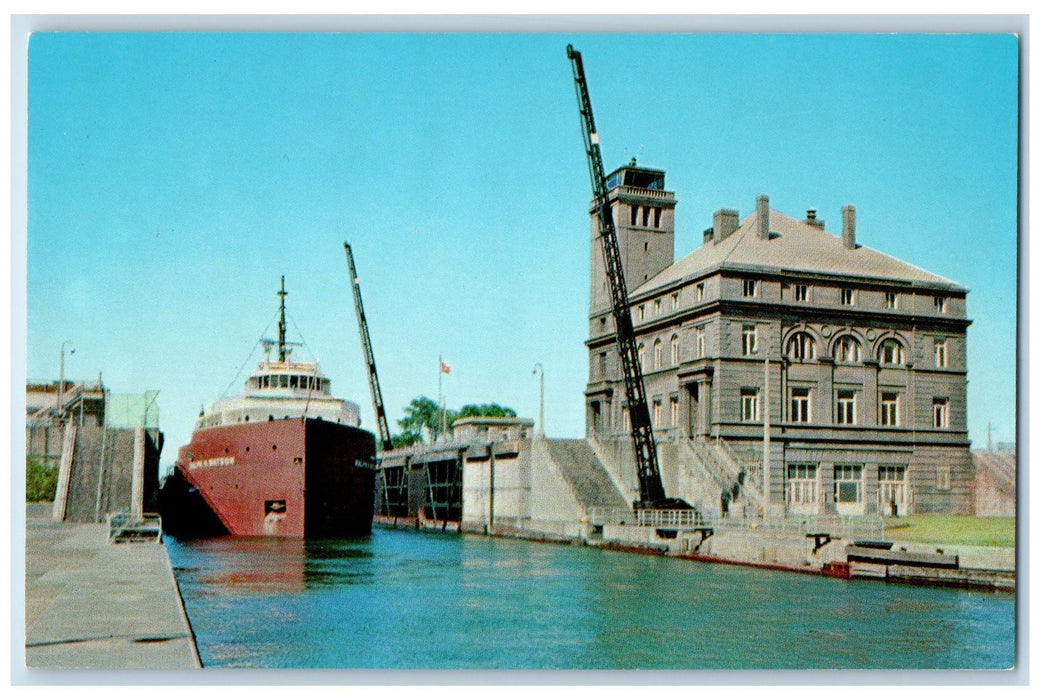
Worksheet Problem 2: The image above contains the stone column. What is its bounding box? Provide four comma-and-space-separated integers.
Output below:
131, 427, 145, 521
52, 424, 77, 522
862, 360, 879, 425
817, 357, 834, 425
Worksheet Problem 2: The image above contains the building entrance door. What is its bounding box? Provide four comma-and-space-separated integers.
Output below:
687, 383, 699, 436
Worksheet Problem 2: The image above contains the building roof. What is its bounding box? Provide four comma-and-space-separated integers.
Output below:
633, 208, 965, 297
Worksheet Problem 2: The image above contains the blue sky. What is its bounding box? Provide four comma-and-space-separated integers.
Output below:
23, 31, 1019, 470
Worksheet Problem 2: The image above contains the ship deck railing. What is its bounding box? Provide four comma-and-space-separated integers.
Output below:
108, 511, 163, 544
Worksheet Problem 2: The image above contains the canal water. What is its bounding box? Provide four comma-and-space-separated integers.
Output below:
167, 527, 1015, 670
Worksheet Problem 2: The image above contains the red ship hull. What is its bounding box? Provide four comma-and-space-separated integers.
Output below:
162, 417, 375, 538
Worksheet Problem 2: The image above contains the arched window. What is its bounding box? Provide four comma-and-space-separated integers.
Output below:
653, 339, 662, 369
670, 334, 680, 365
786, 332, 816, 361
834, 335, 861, 363
879, 338, 905, 366
638, 343, 646, 370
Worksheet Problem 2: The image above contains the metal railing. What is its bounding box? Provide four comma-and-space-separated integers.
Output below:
108, 511, 163, 543
587, 506, 885, 540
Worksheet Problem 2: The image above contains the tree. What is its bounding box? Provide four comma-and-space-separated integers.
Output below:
390, 431, 422, 449
395, 397, 518, 444
397, 396, 457, 443
457, 403, 517, 419
26, 457, 58, 502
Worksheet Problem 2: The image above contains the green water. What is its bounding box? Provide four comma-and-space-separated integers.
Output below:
167, 527, 1015, 670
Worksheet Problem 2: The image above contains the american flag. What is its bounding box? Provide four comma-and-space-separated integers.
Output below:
439, 359, 451, 374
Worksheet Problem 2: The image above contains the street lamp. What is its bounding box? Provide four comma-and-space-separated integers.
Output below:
531, 363, 544, 438
58, 340, 75, 420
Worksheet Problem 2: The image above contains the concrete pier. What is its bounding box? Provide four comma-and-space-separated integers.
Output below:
23, 503, 201, 669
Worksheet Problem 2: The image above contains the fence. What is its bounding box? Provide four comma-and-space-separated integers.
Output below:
587, 506, 885, 540
105, 391, 160, 429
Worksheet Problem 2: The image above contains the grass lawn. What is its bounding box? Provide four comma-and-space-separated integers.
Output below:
882, 515, 1016, 548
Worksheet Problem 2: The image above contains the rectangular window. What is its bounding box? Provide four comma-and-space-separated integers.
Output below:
934, 296, 947, 313
597, 352, 607, 380
880, 392, 899, 427
836, 390, 856, 425
638, 305, 645, 321
787, 464, 818, 505
834, 464, 863, 503
654, 207, 662, 228
670, 396, 680, 426
933, 398, 949, 428
795, 284, 809, 302
654, 299, 662, 316
695, 326, 705, 359
878, 465, 906, 482
671, 292, 679, 310
934, 339, 948, 368
885, 292, 898, 309
652, 400, 662, 427
740, 388, 759, 422
878, 465, 907, 514
741, 324, 757, 356
743, 279, 758, 298
696, 283, 705, 301
630, 205, 638, 226
841, 288, 855, 306
790, 387, 811, 423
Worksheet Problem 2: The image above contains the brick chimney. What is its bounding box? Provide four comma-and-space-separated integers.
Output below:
756, 195, 769, 240
713, 209, 739, 244
842, 205, 856, 250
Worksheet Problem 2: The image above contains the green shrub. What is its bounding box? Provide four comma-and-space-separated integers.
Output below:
26, 457, 58, 502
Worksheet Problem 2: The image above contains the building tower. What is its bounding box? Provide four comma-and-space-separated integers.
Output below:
588, 160, 676, 317
585, 161, 676, 438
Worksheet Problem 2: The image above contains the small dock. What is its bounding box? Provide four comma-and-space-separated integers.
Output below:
23, 503, 201, 669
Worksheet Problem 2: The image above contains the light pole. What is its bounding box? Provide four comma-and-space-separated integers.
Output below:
532, 363, 544, 437
58, 340, 75, 420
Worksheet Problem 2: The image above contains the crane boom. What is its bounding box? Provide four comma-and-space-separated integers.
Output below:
344, 242, 394, 453
567, 45, 687, 510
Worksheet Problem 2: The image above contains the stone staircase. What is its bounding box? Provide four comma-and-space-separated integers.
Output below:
972, 450, 1016, 517
543, 439, 629, 511
679, 437, 764, 516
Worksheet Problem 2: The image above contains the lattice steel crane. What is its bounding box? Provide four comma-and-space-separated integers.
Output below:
566, 44, 691, 511
344, 242, 394, 453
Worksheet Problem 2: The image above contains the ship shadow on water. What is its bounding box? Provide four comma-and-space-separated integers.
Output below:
171, 535, 309, 593
170, 534, 381, 595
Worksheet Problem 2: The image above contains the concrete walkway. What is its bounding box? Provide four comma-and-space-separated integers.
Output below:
23, 503, 201, 669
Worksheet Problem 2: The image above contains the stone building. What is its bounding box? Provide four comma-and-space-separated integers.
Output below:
585, 162, 973, 516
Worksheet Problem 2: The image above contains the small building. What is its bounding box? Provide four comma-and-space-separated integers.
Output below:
26, 380, 107, 466
451, 416, 534, 442
375, 416, 627, 539
585, 162, 973, 517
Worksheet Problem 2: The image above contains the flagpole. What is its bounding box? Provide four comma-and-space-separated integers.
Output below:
438, 355, 443, 441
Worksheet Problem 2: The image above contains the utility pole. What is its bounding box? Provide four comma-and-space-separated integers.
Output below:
763, 356, 771, 515
532, 363, 544, 437
58, 340, 75, 421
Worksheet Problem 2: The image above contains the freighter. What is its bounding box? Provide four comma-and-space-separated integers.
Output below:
159, 278, 376, 538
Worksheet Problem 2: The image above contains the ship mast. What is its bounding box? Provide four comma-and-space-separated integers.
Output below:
277, 275, 288, 362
